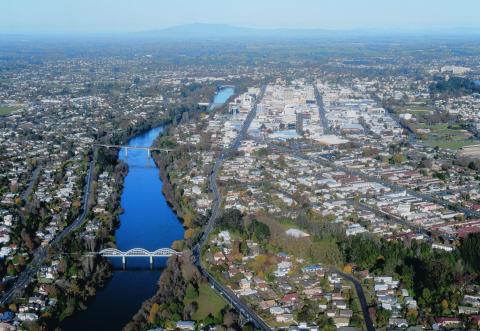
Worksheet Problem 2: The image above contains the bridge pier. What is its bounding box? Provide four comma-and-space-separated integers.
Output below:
124, 147, 128, 159
149, 255, 153, 269
147, 149, 151, 159
122, 255, 126, 269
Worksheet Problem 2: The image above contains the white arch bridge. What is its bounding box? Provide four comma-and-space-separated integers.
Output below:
95, 144, 173, 158
94, 248, 180, 267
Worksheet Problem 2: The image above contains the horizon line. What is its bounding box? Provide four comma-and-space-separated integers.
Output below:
1, 22, 480, 36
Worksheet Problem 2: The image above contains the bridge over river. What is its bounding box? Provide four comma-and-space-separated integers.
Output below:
90, 248, 180, 268
95, 144, 172, 158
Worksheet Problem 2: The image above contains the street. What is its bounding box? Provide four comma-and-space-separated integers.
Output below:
0, 155, 96, 305
194, 86, 271, 330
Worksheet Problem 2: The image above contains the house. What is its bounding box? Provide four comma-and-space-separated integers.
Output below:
17, 313, 38, 321
213, 252, 226, 263
294, 322, 319, 331
302, 264, 323, 273
346, 223, 367, 236
0, 322, 16, 331
333, 317, 350, 328
333, 300, 348, 310
270, 306, 284, 315
176, 320, 195, 330
339, 310, 353, 318
281, 293, 299, 306
374, 284, 389, 292
239, 278, 251, 290
434, 317, 462, 328
0, 311, 14, 322
218, 230, 231, 243
303, 287, 323, 299
276, 314, 294, 324
389, 318, 408, 328
274, 261, 292, 277
458, 305, 479, 315
470, 315, 480, 328
259, 300, 276, 310
326, 309, 337, 317
405, 297, 418, 309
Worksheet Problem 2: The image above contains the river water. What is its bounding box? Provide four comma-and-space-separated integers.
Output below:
60, 127, 184, 330
213, 87, 234, 105
60, 87, 234, 330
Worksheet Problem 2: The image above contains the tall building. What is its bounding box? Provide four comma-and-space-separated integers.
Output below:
296, 112, 303, 134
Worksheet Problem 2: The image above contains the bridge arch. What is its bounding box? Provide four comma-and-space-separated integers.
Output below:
99, 248, 123, 256
152, 248, 178, 256
125, 248, 150, 256
97, 247, 180, 269
98, 248, 178, 256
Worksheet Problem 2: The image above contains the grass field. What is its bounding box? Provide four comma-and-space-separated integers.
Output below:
0, 106, 19, 116
424, 140, 478, 150
414, 123, 478, 150
185, 282, 227, 321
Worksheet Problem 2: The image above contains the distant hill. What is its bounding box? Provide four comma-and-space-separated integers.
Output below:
139, 23, 348, 40
136, 23, 480, 42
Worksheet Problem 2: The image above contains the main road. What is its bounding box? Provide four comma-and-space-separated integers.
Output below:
0, 152, 96, 305
193, 86, 271, 331
21, 166, 42, 202
313, 83, 330, 134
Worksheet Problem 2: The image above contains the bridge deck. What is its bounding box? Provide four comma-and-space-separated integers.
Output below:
95, 144, 172, 152
95, 247, 179, 257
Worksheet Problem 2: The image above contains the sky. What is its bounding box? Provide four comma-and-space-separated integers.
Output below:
1, 0, 479, 34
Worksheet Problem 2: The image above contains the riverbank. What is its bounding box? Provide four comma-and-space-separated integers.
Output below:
58, 86, 234, 330
59, 126, 185, 331
121, 87, 238, 330
22, 147, 131, 330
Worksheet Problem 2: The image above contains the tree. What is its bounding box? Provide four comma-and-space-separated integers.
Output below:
391, 153, 405, 164
247, 219, 270, 242
295, 300, 318, 322
343, 264, 353, 273
184, 283, 199, 301
441, 299, 449, 313
345, 235, 380, 270
459, 233, 480, 273
217, 209, 243, 231
184, 228, 195, 239
148, 303, 160, 325
21, 228, 35, 251
183, 302, 198, 320
406, 308, 418, 324
375, 308, 392, 328
222, 309, 239, 329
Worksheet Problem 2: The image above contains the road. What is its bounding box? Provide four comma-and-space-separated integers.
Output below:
264, 190, 375, 330
21, 166, 42, 202
0, 155, 95, 305
334, 268, 376, 331
313, 83, 330, 134
271, 141, 480, 220
194, 86, 271, 331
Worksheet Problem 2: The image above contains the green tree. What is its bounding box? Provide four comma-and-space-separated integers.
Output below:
247, 219, 270, 242
375, 308, 392, 328
459, 233, 480, 272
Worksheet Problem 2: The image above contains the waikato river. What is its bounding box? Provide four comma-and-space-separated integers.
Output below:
60, 87, 234, 330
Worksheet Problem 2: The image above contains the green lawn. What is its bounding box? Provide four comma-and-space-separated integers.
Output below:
424, 139, 478, 150
185, 282, 227, 321
0, 106, 18, 116
414, 123, 478, 150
